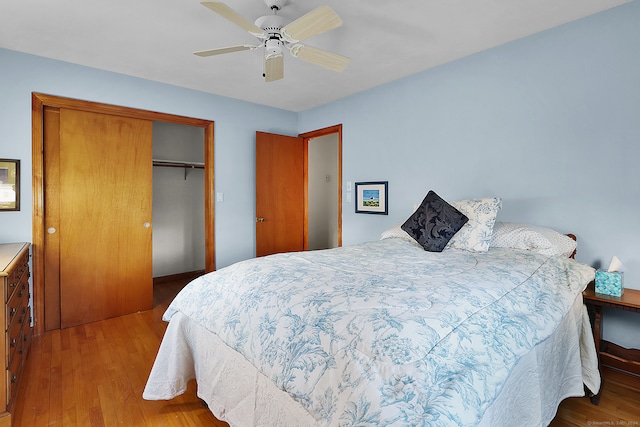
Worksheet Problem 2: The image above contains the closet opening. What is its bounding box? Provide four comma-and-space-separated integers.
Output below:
151, 122, 206, 285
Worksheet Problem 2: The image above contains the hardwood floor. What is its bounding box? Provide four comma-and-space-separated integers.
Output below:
11, 281, 640, 426
12, 280, 227, 426
550, 370, 640, 427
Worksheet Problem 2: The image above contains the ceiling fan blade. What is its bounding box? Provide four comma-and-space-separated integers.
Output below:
280, 5, 342, 43
201, 2, 265, 36
290, 44, 350, 73
264, 54, 284, 82
193, 45, 257, 57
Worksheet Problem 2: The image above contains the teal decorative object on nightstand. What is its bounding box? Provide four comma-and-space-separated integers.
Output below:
595, 270, 624, 297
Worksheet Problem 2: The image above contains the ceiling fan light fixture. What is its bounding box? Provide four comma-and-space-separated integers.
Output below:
265, 38, 283, 56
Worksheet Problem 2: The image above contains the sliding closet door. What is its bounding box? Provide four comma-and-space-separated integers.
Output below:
57, 108, 153, 328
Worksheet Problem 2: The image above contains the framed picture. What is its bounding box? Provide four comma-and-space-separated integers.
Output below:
0, 159, 20, 211
355, 181, 388, 215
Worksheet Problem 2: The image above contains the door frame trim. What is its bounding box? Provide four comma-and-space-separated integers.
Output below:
299, 124, 343, 249
31, 92, 215, 335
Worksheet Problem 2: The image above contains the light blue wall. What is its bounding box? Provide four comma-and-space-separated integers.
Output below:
0, 48, 297, 269
299, 1, 640, 348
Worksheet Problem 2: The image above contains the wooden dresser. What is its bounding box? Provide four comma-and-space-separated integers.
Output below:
0, 243, 31, 426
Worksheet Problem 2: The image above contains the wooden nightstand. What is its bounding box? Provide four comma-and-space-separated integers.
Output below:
583, 281, 640, 403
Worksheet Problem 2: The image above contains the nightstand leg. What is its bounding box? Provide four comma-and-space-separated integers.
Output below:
590, 304, 603, 405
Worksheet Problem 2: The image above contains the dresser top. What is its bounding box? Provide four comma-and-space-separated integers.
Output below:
0, 242, 30, 274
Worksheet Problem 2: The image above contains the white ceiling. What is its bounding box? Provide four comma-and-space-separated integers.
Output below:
0, 0, 630, 112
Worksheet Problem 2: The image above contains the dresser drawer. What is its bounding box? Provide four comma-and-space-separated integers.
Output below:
4, 251, 28, 303
6, 341, 21, 411
6, 307, 26, 369
6, 278, 28, 329
6, 306, 30, 411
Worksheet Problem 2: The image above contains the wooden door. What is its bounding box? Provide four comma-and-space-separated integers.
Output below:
255, 131, 304, 257
54, 108, 153, 328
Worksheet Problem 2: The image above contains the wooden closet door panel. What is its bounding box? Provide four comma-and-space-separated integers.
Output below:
59, 108, 153, 328
44, 107, 62, 331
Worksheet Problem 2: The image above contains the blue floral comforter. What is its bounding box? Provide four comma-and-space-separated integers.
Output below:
164, 238, 594, 426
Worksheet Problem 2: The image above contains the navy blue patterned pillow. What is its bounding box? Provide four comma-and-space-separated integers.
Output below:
401, 191, 469, 252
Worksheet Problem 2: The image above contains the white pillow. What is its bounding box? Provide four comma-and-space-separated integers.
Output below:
380, 223, 422, 247
381, 223, 409, 240
489, 222, 577, 257
445, 198, 502, 252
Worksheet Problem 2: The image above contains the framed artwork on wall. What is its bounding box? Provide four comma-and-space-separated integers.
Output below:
0, 159, 20, 211
355, 181, 388, 215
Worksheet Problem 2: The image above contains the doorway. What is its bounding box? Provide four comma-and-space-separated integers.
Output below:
255, 124, 342, 257
307, 133, 340, 250
300, 125, 343, 250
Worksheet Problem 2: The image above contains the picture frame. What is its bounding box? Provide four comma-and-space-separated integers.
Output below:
355, 181, 388, 215
0, 159, 20, 211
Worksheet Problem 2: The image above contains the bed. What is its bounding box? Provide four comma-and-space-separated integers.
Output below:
144, 194, 600, 427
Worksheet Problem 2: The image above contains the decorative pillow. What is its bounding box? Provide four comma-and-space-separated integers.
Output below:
401, 191, 468, 252
445, 197, 502, 252
489, 222, 577, 257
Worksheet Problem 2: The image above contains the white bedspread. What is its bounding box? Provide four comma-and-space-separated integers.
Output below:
144, 239, 599, 426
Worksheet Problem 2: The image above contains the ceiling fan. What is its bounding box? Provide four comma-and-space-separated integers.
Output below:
194, 0, 350, 82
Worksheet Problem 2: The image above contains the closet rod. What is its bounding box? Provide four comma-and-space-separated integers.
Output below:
153, 159, 204, 180
152, 159, 205, 169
